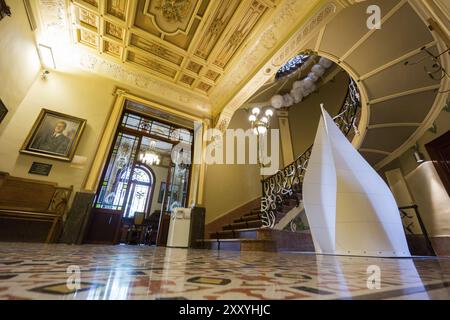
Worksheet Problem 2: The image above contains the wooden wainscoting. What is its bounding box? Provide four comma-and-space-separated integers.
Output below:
0, 172, 73, 243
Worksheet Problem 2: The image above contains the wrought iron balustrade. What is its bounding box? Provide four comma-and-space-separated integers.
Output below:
399, 205, 435, 256
261, 78, 361, 229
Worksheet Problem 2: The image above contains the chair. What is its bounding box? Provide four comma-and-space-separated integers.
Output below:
146, 210, 162, 245
126, 212, 149, 245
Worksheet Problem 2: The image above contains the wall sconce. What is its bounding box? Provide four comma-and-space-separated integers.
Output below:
38, 44, 56, 69
414, 151, 425, 163
40, 70, 50, 80
413, 144, 425, 163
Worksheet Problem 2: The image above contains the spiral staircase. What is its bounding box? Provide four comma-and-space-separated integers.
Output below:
200, 0, 449, 253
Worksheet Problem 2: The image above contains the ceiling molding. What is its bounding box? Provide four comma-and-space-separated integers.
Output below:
359, 40, 437, 81
314, 26, 326, 52
359, 148, 391, 155
339, 0, 408, 61
374, 1, 450, 170
367, 123, 421, 129
368, 85, 441, 105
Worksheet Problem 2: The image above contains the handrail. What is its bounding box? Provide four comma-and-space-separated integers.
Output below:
261, 78, 361, 229
399, 205, 436, 256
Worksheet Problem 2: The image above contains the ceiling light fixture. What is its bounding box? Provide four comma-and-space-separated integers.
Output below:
248, 106, 273, 136
139, 140, 160, 166
38, 44, 56, 69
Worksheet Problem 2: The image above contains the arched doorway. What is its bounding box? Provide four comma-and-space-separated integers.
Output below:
122, 164, 155, 219
83, 107, 194, 245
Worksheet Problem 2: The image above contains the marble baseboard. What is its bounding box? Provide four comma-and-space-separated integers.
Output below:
59, 192, 95, 244
431, 236, 450, 256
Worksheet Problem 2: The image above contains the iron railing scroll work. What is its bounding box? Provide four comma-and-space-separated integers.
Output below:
261, 78, 361, 229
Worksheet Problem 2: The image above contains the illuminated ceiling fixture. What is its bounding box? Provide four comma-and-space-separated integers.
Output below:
139, 140, 160, 166
414, 151, 425, 163
248, 107, 273, 135
275, 54, 309, 80
38, 44, 56, 69
412, 143, 425, 163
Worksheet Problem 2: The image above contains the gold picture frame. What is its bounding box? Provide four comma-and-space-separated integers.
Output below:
20, 109, 87, 162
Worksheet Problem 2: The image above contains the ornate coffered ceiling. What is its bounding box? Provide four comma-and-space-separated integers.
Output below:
70, 0, 276, 96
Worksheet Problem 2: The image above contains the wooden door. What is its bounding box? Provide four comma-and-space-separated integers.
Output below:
83, 209, 122, 244
426, 130, 450, 196
83, 110, 195, 245
83, 131, 141, 244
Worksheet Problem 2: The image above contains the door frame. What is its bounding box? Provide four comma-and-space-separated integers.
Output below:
83, 89, 208, 207
425, 130, 450, 196
85, 107, 195, 244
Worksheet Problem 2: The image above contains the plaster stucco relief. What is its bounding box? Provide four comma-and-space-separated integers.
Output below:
213, 1, 340, 129
77, 51, 210, 113
35, 0, 211, 115
66, 0, 278, 95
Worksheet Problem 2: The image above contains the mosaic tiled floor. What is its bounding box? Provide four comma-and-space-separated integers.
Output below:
0, 242, 449, 300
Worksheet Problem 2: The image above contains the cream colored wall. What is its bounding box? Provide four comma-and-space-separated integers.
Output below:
0, 0, 41, 133
0, 64, 202, 200
0, 69, 117, 192
289, 71, 350, 158
203, 109, 280, 223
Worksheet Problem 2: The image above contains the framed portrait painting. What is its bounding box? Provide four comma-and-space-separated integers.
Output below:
21, 109, 86, 161
0, 0, 11, 21
0, 99, 7, 124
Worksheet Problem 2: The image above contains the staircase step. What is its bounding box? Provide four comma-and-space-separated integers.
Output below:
209, 228, 262, 240
233, 214, 261, 223
222, 220, 262, 230
244, 209, 261, 216
197, 239, 276, 252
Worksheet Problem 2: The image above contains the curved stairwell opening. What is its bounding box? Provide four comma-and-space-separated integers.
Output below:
202, 0, 449, 253
200, 57, 360, 252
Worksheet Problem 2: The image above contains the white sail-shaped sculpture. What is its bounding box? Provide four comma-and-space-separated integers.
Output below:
303, 106, 410, 257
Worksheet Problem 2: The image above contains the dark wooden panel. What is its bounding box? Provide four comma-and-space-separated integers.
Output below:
0, 174, 56, 211
426, 130, 450, 196
189, 206, 205, 248
83, 209, 122, 244
60, 192, 95, 244
156, 214, 170, 246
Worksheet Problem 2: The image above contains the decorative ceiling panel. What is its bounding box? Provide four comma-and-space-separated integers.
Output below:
70, 0, 276, 96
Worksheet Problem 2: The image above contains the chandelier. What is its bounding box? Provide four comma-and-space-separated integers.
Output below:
248, 107, 273, 135
139, 152, 160, 165
139, 140, 160, 165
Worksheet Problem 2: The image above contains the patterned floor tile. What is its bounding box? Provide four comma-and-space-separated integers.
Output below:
0, 242, 449, 300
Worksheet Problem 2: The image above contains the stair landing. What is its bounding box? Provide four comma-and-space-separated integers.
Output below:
198, 227, 315, 252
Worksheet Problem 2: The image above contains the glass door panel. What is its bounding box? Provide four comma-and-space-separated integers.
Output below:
166, 163, 190, 212
95, 132, 139, 210
123, 165, 154, 218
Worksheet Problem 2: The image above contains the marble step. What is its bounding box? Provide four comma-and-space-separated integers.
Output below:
233, 214, 261, 223
201, 229, 315, 252
209, 228, 262, 240
198, 239, 276, 252
244, 209, 261, 216
222, 219, 263, 230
